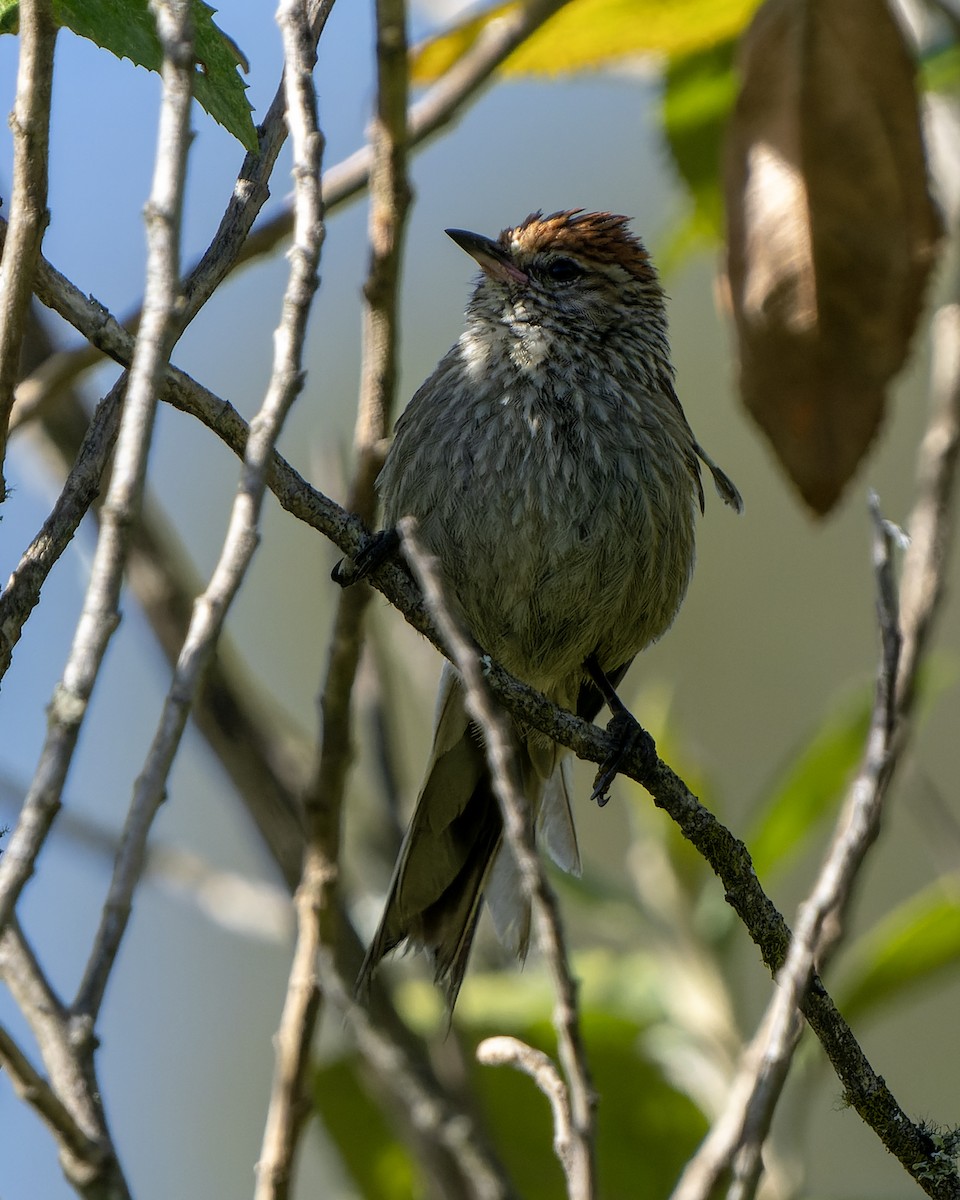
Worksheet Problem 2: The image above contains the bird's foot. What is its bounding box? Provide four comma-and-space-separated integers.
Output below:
591, 709, 657, 807
332, 527, 400, 587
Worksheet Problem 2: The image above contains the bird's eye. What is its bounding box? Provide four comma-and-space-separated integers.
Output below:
544, 257, 583, 284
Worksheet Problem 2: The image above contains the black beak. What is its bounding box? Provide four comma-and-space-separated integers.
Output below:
445, 228, 528, 285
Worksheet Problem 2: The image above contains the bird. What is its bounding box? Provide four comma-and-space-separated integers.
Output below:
347, 209, 742, 1009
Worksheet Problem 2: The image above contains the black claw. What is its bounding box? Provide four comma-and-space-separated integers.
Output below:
591, 709, 656, 806
332, 527, 400, 587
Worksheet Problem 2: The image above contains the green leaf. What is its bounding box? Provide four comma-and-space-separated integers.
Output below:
0, 0, 18, 34
835, 878, 960, 1023
457, 956, 706, 1198
1, 0, 257, 152
659, 37, 738, 269
478, 1011, 706, 1198
312, 1056, 416, 1200
746, 691, 873, 881
412, 0, 761, 82
921, 40, 960, 94
387, 951, 707, 1195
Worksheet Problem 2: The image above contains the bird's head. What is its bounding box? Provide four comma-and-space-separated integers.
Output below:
447, 210, 666, 349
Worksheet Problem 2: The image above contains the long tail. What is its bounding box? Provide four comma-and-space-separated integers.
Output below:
357, 664, 580, 1009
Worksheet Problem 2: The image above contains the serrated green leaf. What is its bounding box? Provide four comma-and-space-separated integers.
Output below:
412, 0, 761, 82
0, 0, 18, 34
835, 878, 960, 1023
1, 0, 257, 152
746, 691, 873, 881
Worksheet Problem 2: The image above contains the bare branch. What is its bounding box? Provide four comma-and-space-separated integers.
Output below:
0, 1021, 100, 1166
477, 1036, 575, 1168
896, 301, 960, 713
400, 521, 596, 1200
0, 0, 56, 493
74, 0, 324, 1024
671, 500, 902, 1200
0, 919, 129, 1198
669, 275, 960, 1200
304, 0, 413, 914
316, 951, 516, 1200
258, 0, 413, 1190
251, 3, 329, 1196
0, 0, 196, 936
254, 866, 322, 1200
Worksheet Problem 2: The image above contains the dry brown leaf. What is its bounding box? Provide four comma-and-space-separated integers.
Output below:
723, 0, 942, 515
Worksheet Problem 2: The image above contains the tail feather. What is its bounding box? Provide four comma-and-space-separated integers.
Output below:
358, 671, 581, 1008
538, 757, 581, 875
695, 440, 743, 513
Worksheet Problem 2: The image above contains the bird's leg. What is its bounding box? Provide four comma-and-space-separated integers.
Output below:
584, 653, 657, 807
331, 527, 401, 587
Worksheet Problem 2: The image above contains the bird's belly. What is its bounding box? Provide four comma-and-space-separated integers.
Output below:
440, 459, 696, 695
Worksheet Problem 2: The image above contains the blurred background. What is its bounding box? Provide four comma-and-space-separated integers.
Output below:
1, 1, 959, 1197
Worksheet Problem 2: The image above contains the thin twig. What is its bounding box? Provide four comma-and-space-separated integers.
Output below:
0, 0, 195, 936
316, 949, 515, 1200
671, 501, 902, 1200
0, 919, 130, 1198
312, 0, 410, 931
477, 1036, 574, 1160
670, 282, 960, 1200
400, 521, 596, 1200
258, 0, 412, 1190
0, 0, 56, 493
254, 859, 322, 1200
305, 0, 411, 925
73, 0, 324, 1026
0, 1021, 100, 1166
896, 301, 960, 715
250, 3, 328, 1196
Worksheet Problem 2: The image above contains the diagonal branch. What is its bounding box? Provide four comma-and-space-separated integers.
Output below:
72, 0, 325, 1027
0, 0, 56, 493
670, 500, 902, 1200
402, 522, 596, 1199
257, 0, 416, 1192
0, 918, 130, 1198
251, 3, 330, 1198
305, 0, 412, 939
0, 1020, 100, 1167
669, 283, 960, 1200
0, 0, 196, 937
